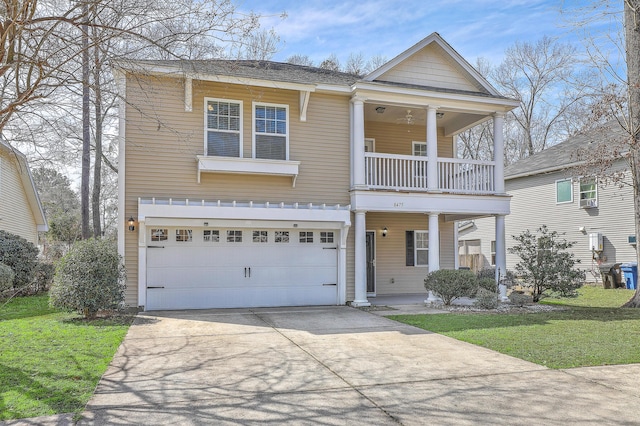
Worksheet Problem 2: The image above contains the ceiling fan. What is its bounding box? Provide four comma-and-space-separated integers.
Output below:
396, 109, 415, 125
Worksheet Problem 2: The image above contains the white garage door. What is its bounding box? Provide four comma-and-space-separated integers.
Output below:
145, 226, 338, 310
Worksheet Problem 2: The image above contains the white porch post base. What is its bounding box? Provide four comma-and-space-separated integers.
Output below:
499, 284, 508, 302
425, 291, 441, 304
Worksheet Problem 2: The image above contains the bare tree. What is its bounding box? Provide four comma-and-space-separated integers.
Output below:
364, 54, 387, 74
344, 52, 365, 76
319, 53, 340, 71
492, 36, 596, 159
286, 54, 314, 66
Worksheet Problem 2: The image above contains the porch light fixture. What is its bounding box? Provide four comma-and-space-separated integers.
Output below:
382, 227, 388, 237
375, 106, 386, 114
128, 216, 136, 232
436, 112, 444, 119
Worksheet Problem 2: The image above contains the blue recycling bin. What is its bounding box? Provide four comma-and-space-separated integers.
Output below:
620, 262, 638, 290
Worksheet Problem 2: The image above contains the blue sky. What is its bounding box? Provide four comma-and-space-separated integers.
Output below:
238, 0, 623, 68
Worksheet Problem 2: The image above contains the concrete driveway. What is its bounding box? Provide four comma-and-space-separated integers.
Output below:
79, 306, 640, 425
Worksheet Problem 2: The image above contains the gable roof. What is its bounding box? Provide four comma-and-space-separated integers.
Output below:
363, 32, 501, 97
0, 140, 48, 232
504, 122, 627, 180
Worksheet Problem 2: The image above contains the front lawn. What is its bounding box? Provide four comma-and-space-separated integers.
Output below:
0, 294, 134, 421
390, 286, 640, 369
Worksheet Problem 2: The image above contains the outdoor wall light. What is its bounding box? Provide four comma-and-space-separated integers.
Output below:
128, 216, 136, 232
382, 227, 388, 237
375, 106, 386, 114
436, 112, 444, 119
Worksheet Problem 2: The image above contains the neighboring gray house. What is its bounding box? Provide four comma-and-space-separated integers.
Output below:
459, 128, 637, 282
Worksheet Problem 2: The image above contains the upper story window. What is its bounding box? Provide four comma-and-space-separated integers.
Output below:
412, 142, 427, 157
254, 103, 288, 160
205, 98, 242, 158
579, 177, 598, 208
556, 179, 573, 204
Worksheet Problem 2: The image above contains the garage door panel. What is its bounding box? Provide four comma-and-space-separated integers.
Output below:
146, 227, 339, 310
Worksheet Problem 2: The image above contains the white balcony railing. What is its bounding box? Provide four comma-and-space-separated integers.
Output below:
364, 152, 496, 195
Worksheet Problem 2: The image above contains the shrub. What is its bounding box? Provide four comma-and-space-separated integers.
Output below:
0, 231, 39, 289
509, 225, 585, 302
50, 238, 126, 318
474, 288, 499, 309
477, 277, 498, 293
33, 262, 55, 293
509, 291, 532, 307
0, 262, 15, 293
424, 269, 477, 305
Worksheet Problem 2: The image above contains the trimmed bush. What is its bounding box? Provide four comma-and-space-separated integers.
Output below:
477, 277, 498, 293
509, 291, 532, 307
424, 269, 477, 305
474, 288, 499, 309
0, 262, 15, 293
0, 231, 39, 289
50, 238, 126, 318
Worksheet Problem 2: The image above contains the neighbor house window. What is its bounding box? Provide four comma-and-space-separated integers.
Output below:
205, 98, 242, 157
490, 241, 496, 266
253, 230, 268, 243
254, 103, 288, 160
299, 231, 313, 243
579, 177, 598, 208
203, 230, 219, 242
176, 229, 192, 242
275, 231, 289, 243
151, 229, 168, 241
414, 230, 429, 266
227, 230, 242, 242
556, 179, 573, 204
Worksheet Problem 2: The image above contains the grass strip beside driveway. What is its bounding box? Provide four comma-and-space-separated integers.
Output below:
0, 294, 134, 421
390, 287, 640, 369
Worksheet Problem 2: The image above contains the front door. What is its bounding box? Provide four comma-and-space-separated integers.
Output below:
366, 231, 376, 294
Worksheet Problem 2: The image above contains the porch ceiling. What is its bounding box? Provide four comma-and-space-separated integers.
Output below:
363, 103, 489, 137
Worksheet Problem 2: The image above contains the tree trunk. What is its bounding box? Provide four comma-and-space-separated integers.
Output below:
623, 0, 640, 307
80, 3, 91, 239
91, 24, 102, 239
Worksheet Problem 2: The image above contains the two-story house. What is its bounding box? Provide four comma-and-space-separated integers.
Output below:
0, 140, 48, 245
459, 124, 637, 283
116, 33, 518, 310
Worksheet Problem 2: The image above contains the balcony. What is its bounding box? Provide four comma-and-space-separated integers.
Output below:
364, 152, 496, 195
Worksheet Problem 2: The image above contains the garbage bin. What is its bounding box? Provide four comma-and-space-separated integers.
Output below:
620, 262, 638, 290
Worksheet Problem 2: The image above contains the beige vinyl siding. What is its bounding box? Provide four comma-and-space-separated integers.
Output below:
124, 75, 352, 306
0, 153, 38, 245
365, 121, 453, 157
365, 213, 455, 295
377, 44, 480, 93
461, 163, 637, 282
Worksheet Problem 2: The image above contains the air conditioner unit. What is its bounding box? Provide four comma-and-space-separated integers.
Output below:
580, 198, 597, 209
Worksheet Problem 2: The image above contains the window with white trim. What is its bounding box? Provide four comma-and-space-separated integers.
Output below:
253, 230, 268, 243
412, 141, 427, 156
320, 232, 334, 243
556, 179, 573, 204
414, 230, 429, 266
579, 177, 598, 208
227, 230, 242, 242
275, 231, 289, 243
176, 229, 193, 242
203, 230, 219, 242
254, 103, 288, 160
205, 98, 242, 157
299, 231, 313, 243
151, 229, 168, 242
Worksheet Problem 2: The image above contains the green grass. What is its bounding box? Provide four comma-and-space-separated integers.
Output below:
0, 294, 134, 421
390, 286, 640, 369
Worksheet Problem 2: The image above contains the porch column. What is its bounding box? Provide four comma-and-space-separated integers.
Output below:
493, 112, 505, 194
495, 214, 508, 301
426, 106, 439, 191
426, 212, 441, 303
352, 97, 366, 189
352, 210, 370, 306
